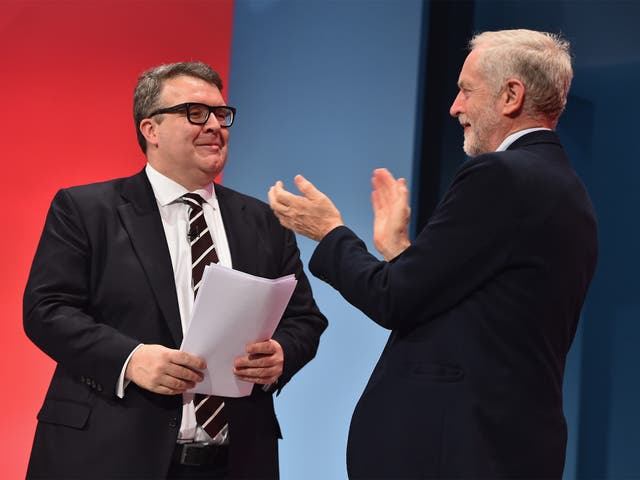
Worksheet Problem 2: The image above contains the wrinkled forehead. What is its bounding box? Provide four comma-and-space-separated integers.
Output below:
457, 48, 486, 86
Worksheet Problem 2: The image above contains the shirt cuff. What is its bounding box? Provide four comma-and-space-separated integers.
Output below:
116, 343, 144, 398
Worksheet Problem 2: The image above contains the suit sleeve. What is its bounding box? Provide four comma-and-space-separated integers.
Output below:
23, 189, 139, 395
309, 155, 518, 331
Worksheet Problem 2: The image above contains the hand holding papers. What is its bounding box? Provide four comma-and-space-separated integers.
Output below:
180, 264, 297, 397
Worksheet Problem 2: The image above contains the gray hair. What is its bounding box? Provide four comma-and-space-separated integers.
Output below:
470, 29, 573, 124
133, 61, 223, 153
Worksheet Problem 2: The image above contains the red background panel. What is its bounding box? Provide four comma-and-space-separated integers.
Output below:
0, 1, 234, 476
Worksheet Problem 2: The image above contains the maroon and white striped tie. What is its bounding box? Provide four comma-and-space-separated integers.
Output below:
183, 193, 228, 440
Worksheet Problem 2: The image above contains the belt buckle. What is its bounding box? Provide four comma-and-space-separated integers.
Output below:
180, 442, 210, 466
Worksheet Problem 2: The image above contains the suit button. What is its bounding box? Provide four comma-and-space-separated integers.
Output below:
169, 418, 178, 428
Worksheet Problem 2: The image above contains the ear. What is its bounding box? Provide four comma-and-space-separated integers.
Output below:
139, 118, 159, 149
501, 78, 525, 116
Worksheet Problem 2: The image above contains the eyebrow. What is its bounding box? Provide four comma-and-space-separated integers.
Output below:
458, 79, 479, 91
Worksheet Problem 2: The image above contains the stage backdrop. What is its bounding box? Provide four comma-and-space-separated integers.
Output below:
0, 1, 234, 476
226, 1, 424, 478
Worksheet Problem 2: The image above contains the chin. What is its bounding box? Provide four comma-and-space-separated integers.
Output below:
463, 138, 476, 157
200, 155, 227, 172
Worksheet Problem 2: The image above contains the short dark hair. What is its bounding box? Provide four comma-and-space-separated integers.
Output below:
133, 62, 223, 153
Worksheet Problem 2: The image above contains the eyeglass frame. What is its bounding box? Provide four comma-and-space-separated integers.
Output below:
147, 102, 237, 127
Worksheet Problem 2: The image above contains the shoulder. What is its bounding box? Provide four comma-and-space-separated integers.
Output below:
214, 183, 298, 251
455, 133, 588, 222
59, 170, 144, 199
451, 152, 515, 195
51, 170, 146, 214
214, 182, 270, 212
457, 131, 568, 186
214, 182, 285, 232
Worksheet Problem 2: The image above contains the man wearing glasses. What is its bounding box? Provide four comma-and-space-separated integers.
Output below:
23, 62, 327, 478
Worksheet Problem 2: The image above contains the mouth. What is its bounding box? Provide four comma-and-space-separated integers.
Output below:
196, 142, 223, 150
196, 134, 223, 148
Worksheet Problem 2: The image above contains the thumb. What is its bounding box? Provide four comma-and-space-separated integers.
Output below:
294, 174, 322, 199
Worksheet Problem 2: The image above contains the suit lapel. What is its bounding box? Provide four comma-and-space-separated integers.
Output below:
117, 170, 183, 346
215, 183, 257, 275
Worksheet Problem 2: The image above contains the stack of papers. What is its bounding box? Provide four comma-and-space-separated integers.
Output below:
180, 263, 297, 397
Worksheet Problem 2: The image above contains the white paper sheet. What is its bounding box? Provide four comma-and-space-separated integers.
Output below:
180, 263, 297, 397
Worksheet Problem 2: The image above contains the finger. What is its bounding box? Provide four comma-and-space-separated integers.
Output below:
152, 385, 181, 395
372, 170, 395, 197
372, 168, 389, 185
379, 168, 396, 182
233, 365, 281, 381
294, 174, 323, 199
162, 374, 197, 392
267, 180, 290, 205
374, 167, 390, 176
267, 186, 278, 209
246, 340, 276, 355
371, 172, 382, 191
172, 350, 206, 370
271, 180, 288, 198
379, 169, 400, 192
166, 363, 204, 383
268, 187, 291, 223
371, 190, 380, 212
234, 353, 273, 369
148, 373, 195, 395
275, 186, 303, 209
268, 185, 285, 208
396, 179, 410, 204
234, 373, 279, 385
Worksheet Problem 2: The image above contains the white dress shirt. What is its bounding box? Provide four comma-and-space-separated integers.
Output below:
117, 163, 232, 443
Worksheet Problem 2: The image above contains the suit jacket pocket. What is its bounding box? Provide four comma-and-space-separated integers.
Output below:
400, 362, 464, 382
37, 398, 91, 429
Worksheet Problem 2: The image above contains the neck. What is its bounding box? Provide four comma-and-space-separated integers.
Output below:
147, 160, 212, 192
507, 114, 554, 134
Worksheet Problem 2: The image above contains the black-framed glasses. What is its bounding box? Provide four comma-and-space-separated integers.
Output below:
148, 102, 236, 127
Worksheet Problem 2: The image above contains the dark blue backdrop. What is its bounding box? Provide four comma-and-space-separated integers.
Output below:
474, 3, 640, 478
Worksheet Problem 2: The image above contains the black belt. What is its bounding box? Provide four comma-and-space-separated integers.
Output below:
173, 442, 229, 467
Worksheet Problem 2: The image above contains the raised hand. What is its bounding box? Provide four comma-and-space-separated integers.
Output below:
268, 174, 344, 241
371, 168, 411, 261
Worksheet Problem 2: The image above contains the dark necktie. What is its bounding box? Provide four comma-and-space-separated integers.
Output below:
182, 193, 228, 440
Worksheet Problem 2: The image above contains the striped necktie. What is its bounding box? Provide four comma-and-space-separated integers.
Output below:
182, 193, 228, 441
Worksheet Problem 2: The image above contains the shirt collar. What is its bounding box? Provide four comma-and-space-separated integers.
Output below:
145, 163, 216, 207
495, 127, 551, 152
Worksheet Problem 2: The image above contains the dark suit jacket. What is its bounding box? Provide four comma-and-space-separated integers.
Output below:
310, 131, 597, 479
23, 169, 327, 478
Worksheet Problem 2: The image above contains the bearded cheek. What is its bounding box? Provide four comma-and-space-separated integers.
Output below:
463, 130, 474, 154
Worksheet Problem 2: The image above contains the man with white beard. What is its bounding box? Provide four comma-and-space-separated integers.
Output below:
268, 29, 598, 479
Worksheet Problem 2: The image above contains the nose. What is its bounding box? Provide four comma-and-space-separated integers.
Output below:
203, 112, 222, 132
449, 91, 463, 118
